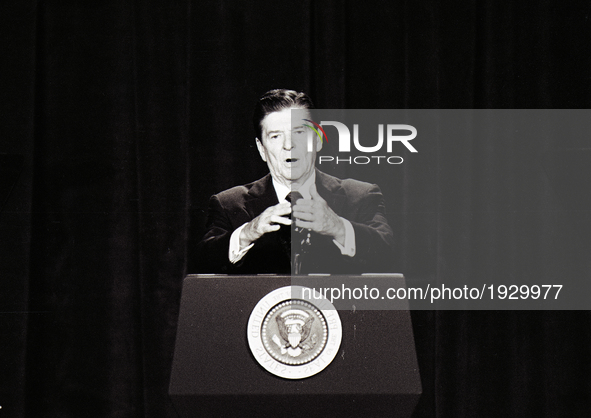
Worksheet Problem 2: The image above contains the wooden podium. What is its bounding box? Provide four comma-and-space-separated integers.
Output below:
169, 275, 421, 417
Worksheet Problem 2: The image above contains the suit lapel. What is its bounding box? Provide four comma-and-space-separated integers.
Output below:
315, 169, 347, 217
244, 174, 279, 218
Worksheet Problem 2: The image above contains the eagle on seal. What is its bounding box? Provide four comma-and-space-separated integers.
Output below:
275, 315, 315, 356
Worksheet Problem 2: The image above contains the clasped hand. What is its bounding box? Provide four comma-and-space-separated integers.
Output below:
292, 184, 345, 245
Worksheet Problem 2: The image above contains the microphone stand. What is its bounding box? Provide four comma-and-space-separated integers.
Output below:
293, 227, 311, 275
288, 191, 311, 275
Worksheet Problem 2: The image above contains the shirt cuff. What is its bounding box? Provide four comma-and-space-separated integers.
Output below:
333, 218, 356, 257
229, 223, 254, 264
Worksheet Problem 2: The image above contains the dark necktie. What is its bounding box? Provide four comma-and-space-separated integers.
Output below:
285, 191, 302, 208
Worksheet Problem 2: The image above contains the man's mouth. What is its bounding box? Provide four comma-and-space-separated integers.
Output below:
286, 158, 299, 163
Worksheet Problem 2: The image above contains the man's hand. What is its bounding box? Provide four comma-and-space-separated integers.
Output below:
240, 202, 291, 248
292, 184, 346, 245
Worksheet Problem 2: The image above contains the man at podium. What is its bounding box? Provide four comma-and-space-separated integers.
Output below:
196, 89, 394, 274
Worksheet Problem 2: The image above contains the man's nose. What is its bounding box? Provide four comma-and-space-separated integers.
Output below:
282, 131, 293, 150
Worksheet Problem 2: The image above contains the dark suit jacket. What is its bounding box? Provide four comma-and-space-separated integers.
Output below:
196, 169, 395, 274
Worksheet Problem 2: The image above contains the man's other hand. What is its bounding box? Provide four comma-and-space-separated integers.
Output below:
292, 184, 346, 246
240, 202, 292, 248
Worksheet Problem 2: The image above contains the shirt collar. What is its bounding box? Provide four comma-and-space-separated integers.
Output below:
272, 171, 316, 202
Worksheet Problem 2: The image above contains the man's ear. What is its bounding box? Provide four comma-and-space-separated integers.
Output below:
255, 138, 267, 162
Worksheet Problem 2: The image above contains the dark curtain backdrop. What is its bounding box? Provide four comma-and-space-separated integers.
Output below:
1, 1, 590, 417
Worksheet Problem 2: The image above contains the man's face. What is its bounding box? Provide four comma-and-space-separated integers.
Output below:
256, 107, 322, 187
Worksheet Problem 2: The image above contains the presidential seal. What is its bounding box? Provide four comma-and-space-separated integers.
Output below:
247, 286, 342, 379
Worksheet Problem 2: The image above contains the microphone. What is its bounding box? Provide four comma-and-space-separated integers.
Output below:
286, 191, 310, 274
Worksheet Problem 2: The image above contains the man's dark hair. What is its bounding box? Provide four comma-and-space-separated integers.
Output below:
253, 89, 315, 139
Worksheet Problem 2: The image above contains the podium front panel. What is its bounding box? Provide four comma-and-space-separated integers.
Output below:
169, 275, 421, 418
